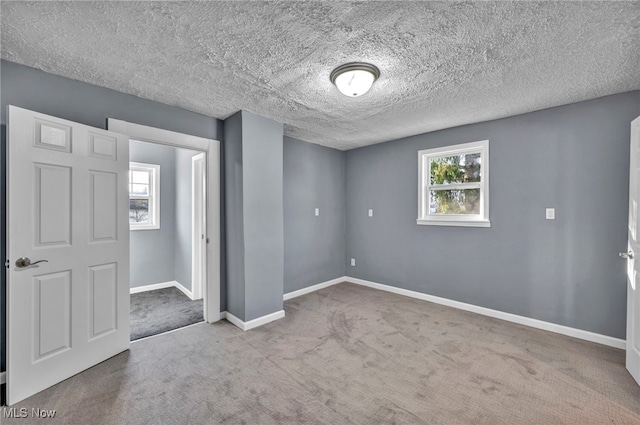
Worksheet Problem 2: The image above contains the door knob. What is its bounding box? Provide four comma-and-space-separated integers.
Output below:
619, 251, 634, 260
15, 257, 48, 268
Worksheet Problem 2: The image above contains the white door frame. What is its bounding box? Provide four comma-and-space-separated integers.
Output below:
108, 119, 221, 323
192, 152, 206, 300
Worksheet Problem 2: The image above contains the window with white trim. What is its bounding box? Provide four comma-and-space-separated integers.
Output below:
129, 162, 160, 230
418, 140, 490, 227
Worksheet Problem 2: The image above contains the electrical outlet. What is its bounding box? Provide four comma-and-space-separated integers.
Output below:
315, 208, 319, 216
350, 258, 356, 267
545, 208, 555, 220
368, 209, 373, 217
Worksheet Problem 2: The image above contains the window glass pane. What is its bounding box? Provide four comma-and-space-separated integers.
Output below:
430, 153, 481, 185
429, 189, 480, 215
129, 199, 150, 223
131, 184, 149, 196
131, 170, 150, 184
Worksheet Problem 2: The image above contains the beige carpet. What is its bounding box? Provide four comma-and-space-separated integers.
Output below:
4, 282, 640, 424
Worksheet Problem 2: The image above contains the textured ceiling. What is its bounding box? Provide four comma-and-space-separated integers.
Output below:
2, 1, 639, 150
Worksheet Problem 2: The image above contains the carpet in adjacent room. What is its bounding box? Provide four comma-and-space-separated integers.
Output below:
130, 286, 203, 340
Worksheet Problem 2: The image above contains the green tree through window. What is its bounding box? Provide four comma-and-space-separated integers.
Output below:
429, 153, 481, 214
418, 140, 489, 226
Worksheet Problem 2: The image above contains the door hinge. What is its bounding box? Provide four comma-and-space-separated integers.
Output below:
5, 259, 9, 269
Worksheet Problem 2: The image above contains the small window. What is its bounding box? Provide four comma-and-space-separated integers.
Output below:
129, 162, 160, 230
418, 140, 490, 227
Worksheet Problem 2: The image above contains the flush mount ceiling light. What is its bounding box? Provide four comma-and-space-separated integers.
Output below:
330, 62, 380, 97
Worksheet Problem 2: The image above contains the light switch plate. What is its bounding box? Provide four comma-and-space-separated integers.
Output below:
315, 208, 319, 216
368, 209, 373, 217
546, 208, 555, 220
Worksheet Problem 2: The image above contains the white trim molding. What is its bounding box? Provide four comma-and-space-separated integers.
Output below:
344, 277, 625, 349
130, 281, 176, 294
283, 277, 345, 300
130, 280, 194, 300
224, 310, 285, 331
174, 281, 194, 300
108, 118, 221, 323
191, 152, 206, 301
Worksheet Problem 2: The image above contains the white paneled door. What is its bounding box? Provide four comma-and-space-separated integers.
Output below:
626, 116, 640, 386
6, 106, 130, 405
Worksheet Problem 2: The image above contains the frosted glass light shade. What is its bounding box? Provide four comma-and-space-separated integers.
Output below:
330, 63, 380, 97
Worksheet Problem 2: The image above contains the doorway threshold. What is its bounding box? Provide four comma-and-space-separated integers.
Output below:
130, 321, 206, 344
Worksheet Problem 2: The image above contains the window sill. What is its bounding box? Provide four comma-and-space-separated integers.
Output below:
130, 224, 160, 231
416, 219, 491, 228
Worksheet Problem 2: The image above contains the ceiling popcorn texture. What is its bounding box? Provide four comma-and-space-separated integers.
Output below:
2, 1, 639, 150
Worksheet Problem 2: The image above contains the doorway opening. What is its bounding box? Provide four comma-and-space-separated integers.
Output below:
108, 117, 222, 330
127, 140, 207, 340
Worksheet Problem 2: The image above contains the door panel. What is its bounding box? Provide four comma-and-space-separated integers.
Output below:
34, 119, 71, 152
34, 270, 72, 359
7, 106, 130, 405
627, 116, 640, 385
89, 263, 118, 339
35, 164, 72, 246
634, 289, 640, 351
88, 132, 118, 160
90, 171, 118, 242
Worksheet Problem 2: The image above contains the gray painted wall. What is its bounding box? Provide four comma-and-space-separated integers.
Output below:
0, 60, 223, 372
130, 141, 177, 288
129, 141, 199, 291
175, 148, 200, 291
284, 136, 346, 293
223, 112, 246, 320
242, 111, 284, 321
223, 111, 284, 321
346, 91, 640, 339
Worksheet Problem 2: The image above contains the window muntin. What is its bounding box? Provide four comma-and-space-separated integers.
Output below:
129, 162, 160, 230
418, 140, 490, 227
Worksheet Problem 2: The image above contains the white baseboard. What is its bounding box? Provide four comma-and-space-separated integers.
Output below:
283, 277, 345, 300
344, 276, 626, 350
224, 310, 285, 331
0, 371, 5, 385
130, 281, 176, 294
174, 281, 194, 300
130, 280, 194, 300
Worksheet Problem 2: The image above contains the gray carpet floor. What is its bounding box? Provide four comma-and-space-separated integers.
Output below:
130, 286, 203, 340
5, 282, 640, 424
